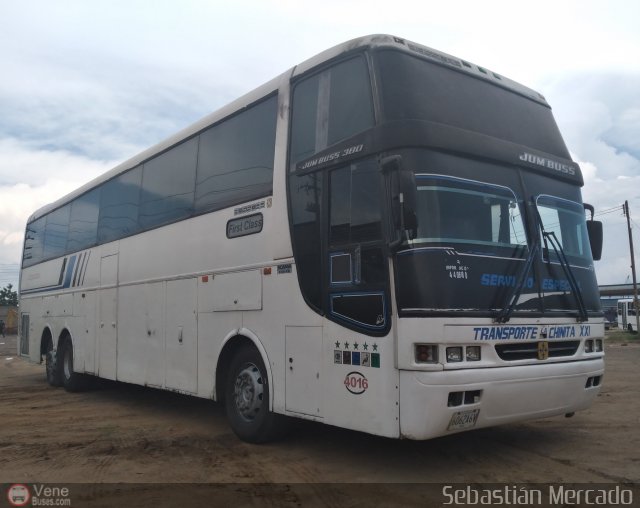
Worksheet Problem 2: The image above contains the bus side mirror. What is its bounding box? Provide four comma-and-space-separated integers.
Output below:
584, 203, 603, 261
381, 155, 417, 245
586, 220, 603, 261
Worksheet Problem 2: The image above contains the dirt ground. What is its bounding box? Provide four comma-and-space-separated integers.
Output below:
0, 332, 638, 507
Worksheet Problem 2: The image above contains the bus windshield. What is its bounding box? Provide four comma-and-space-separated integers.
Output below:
410, 175, 527, 259
392, 150, 600, 316
536, 195, 593, 267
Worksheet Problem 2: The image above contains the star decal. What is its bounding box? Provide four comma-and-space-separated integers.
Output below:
363, 343, 369, 351
335, 341, 340, 348
353, 342, 359, 350
344, 342, 350, 349
372, 343, 378, 352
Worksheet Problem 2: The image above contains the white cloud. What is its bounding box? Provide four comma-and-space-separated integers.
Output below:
551, 72, 640, 285
0, 140, 116, 287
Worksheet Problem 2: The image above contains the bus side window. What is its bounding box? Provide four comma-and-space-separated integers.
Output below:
195, 95, 277, 213
43, 204, 70, 260
67, 188, 100, 252
23, 216, 46, 267
289, 55, 374, 166
140, 137, 198, 230
329, 160, 382, 248
98, 166, 143, 244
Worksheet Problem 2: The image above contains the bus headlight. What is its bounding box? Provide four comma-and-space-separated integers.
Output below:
466, 346, 481, 361
446, 347, 463, 362
595, 339, 603, 352
584, 339, 594, 353
415, 344, 438, 363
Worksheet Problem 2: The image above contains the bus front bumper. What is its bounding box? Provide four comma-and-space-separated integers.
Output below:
399, 358, 604, 440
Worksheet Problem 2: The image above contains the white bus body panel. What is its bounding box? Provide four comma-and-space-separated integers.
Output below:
395, 316, 605, 439
399, 358, 604, 439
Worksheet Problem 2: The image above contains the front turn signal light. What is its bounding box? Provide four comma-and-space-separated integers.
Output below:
415, 344, 438, 363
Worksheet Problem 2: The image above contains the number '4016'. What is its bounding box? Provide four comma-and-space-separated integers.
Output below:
344, 372, 368, 394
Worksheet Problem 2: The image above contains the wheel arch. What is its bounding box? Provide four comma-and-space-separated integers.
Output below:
39, 326, 54, 360
215, 328, 273, 408
57, 327, 73, 350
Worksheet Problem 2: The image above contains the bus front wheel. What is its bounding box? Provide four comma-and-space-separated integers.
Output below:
224, 346, 288, 443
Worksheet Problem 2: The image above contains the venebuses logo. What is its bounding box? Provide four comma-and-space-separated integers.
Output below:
7, 484, 30, 507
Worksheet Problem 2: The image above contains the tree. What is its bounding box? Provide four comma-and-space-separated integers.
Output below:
0, 283, 18, 306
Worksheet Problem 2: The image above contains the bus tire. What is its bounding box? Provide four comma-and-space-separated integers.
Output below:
225, 345, 288, 443
60, 337, 86, 392
45, 340, 62, 387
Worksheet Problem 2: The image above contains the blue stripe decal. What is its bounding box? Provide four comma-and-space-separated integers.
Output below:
21, 255, 78, 295
62, 255, 77, 288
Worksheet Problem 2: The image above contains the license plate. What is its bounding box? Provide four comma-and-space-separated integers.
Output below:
448, 409, 480, 431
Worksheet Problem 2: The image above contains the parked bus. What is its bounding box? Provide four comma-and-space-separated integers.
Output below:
19, 35, 605, 443
617, 298, 638, 333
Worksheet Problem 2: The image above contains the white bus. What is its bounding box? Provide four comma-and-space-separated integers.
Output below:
19, 35, 606, 443
617, 298, 638, 333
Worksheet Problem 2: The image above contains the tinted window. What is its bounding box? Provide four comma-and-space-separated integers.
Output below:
290, 56, 374, 166
289, 78, 319, 165
329, 159, 382, 245
43, 205, 70, 259
67, 188, 100, 252
327, 58, 374, 146
23, 217, 45, 267
195, 96, 277, 213
289, 172, 323, 310
376, 50, 569, 157
140, 138, 197, 229
98, 165, 142, 244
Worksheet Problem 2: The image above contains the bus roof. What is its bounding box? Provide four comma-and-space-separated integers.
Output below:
28, 34, 550, 223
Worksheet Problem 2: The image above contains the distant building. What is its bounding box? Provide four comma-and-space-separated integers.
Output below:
0, 306, 18, 334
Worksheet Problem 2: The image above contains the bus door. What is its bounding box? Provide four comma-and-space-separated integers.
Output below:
97, 253, 118, 380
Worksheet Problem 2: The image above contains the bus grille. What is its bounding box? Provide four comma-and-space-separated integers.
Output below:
495, 340, 580, 361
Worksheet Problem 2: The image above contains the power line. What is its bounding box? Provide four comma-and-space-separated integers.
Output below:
595, 205, 624, 217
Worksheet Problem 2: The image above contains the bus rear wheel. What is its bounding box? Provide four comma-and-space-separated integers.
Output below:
224, 346, 288, 443
60, 337, 87, 392
45, 339, 62, 387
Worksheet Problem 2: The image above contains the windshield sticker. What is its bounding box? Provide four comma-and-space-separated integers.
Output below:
446, 261, 469, 280
481, 273, 572, 291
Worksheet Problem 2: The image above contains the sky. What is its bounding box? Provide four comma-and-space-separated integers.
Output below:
0, 0, 639, 289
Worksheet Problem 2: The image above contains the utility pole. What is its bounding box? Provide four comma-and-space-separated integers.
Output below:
623, 200, 640, 333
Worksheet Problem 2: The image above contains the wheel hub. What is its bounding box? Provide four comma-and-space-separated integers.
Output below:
63, 346, 72, 380
233, 363, 264, 421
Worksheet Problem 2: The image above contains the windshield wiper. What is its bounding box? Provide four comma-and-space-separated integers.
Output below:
494, 242, 539, 323
541, 230, 589, 322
